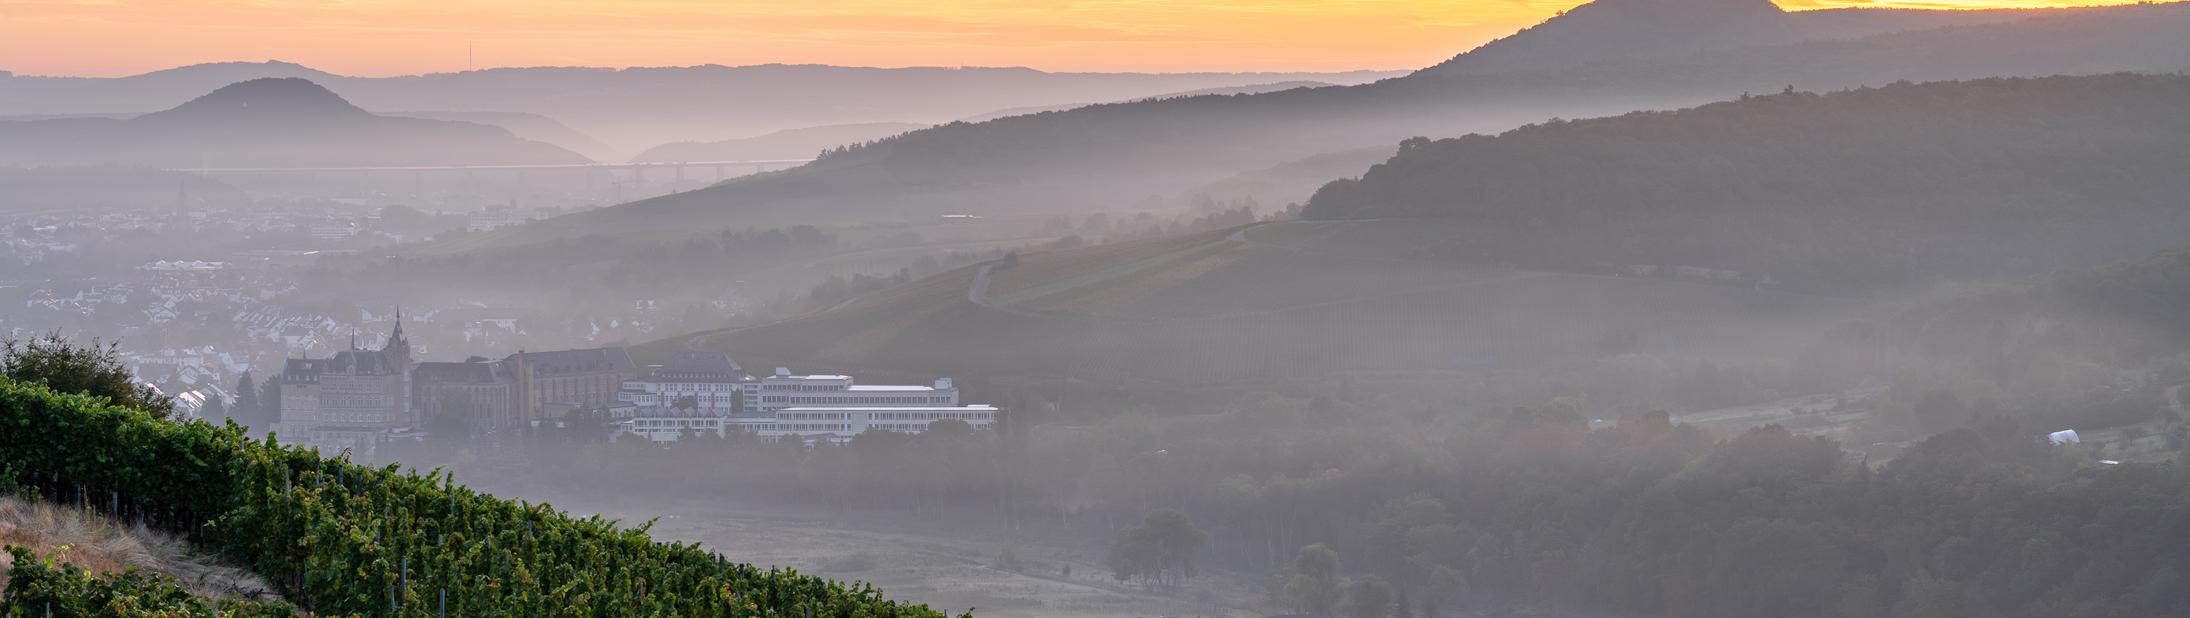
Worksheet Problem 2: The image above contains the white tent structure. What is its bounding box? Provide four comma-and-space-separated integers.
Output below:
2048, 429, 2081, 445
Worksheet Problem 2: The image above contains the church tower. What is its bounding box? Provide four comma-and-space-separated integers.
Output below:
384, 307, 413, 366
384, 307, 418, 426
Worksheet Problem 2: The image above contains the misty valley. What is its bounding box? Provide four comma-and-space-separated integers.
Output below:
4, 0, 2190, 616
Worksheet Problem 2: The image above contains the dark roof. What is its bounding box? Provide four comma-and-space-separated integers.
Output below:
651, 349, 742, 381
283, 349, 403, 381
508, 347, 637, 377
412, 361, 506, 384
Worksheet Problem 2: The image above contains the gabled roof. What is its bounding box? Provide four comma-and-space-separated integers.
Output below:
412, 361, 506, 384
508, 347, 636, 376
650, 349, 742, 381
283, 348, 402, 380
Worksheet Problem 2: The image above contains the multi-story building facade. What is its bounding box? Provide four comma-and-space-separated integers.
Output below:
745, 368, 959, 413
411, 360, 518, 431
412, 347, 639, 431
277, 318, 414, 457
508, 347, 638, 424
621, 349, 743, 413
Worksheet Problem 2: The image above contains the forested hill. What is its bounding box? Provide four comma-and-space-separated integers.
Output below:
1301, 74, 2190, 292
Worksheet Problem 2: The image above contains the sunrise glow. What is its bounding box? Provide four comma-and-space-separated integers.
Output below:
0, 0, 2161, 77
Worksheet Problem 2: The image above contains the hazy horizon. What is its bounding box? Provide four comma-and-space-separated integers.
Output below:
0, 0, 2165, 78
6, 1, 2190, 617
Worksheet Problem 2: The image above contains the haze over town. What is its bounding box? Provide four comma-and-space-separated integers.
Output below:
2, 0, 2190, 616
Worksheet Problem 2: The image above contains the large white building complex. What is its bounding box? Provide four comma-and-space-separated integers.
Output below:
620, 349, 744, 413
618, 352, 997, 443
748, 369, 959, 412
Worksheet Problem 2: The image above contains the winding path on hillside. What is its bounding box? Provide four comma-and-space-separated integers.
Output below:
965, 218, 1860, 328
965, 221, 1567, 323
968, 228, 1249, 316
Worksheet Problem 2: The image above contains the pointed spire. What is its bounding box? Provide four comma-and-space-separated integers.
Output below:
387, 306, 407, 348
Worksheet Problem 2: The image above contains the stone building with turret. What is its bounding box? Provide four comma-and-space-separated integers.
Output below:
277, 313, 416, 457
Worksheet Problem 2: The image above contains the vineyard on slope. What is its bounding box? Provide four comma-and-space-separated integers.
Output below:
0, 377, 959, 617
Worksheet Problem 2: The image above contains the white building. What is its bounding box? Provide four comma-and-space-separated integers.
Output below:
746, 368, 959, 413
307, 223, 358, 241
621, 405, 998, 444
617, 365, 991, 444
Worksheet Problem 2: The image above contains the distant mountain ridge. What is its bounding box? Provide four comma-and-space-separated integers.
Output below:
1419, 0, 2129, 77
451, 1, 2190, 252
0, 78, 588, 168
0, 63, 1407, 152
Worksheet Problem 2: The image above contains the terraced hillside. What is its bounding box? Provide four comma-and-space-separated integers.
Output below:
676, 220, 1870, 396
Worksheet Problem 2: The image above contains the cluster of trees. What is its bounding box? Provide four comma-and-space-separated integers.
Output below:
1, 331, 172, 418
1303, 75, 2190, 293
195, 370, 283, 433
1104, 510, 1207, 589
1271, 544, 1433, 618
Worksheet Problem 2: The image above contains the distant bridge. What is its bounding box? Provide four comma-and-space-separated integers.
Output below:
177, 159, 814, 176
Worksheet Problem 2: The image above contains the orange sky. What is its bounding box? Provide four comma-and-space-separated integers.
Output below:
0, 0, 2152, 77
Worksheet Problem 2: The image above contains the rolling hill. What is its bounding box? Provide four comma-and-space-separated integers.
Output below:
0, 78, 589, 168
453, 0, 2190, 251
659, 73, 2190, 406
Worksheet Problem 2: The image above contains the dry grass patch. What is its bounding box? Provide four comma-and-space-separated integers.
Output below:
0, 496, 278, 602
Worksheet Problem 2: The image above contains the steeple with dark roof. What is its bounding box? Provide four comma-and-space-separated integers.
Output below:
381, 307, 412, 367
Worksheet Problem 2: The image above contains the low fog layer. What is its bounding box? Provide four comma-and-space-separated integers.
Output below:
8, 1, 2190, 617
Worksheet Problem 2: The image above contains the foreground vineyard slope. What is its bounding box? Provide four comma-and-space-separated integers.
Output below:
0, 377, 958, 617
